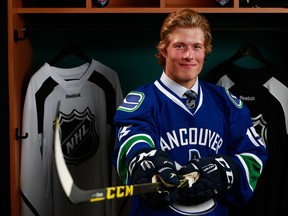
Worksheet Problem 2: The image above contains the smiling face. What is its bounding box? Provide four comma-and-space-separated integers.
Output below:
162, 27, 206, 89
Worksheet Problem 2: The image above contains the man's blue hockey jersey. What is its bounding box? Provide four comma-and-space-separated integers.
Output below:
113, 72, 267, 216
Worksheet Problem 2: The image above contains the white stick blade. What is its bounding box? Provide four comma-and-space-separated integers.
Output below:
54, 118, 73, 197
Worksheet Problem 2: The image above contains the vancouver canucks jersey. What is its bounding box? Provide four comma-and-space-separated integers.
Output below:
20, 59, 123, 216
113, 72, 267, 216
206, 62, 288, 216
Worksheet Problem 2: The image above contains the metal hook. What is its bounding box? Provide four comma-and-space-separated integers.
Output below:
14, 26, 27, 42
16, 128, 28, 140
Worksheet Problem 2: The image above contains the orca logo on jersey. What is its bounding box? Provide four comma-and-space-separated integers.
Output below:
118, 91, 145, 112
58, 108, 98, 165
225, 89, 243, 108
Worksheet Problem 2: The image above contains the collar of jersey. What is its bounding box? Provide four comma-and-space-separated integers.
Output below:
154, 78, 203, 116
160, 71, 199, 98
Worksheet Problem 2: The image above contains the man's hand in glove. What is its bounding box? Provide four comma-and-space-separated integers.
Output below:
128, 148, 180, 209
177, 155, 238, 205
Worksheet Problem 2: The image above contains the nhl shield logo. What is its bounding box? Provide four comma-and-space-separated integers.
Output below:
58, 108, 98, 166
251, 114, 268, 146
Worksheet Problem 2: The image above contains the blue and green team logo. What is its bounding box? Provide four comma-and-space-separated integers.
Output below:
226, 89, 243, 108
118, 91, 145, 112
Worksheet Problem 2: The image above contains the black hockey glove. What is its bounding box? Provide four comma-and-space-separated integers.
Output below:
178, 155, 237, 205
128, 148, 180, 209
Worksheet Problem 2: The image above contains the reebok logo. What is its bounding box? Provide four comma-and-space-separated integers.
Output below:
203, 163, 217, 174
239, 95, 255, 101
66, 93, 81, 99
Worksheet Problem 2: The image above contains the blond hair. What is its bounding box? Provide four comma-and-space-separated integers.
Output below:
156, 9, 212, 67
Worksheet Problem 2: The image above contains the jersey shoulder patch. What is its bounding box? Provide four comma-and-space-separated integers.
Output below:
117, 91, 145, 112
225, 88, 243, 108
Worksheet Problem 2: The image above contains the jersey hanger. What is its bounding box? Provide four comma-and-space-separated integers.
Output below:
226, 42, 271, 66
48, 43, 92, 66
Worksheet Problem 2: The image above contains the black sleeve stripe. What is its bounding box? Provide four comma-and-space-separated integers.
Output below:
35, 76, 58, 133
88, 71, 116, 125
20, 189, 40, 216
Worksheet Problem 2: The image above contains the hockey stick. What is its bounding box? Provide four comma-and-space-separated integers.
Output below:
54, 116, 187, 204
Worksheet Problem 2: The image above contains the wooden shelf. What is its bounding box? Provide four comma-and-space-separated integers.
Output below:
15, 0, 288, 14
14, 7, 288, 14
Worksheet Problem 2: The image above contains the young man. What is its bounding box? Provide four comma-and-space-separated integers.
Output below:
113, 9, 267, 215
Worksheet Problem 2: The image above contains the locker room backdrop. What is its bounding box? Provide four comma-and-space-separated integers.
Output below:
1, 10, 288, 215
